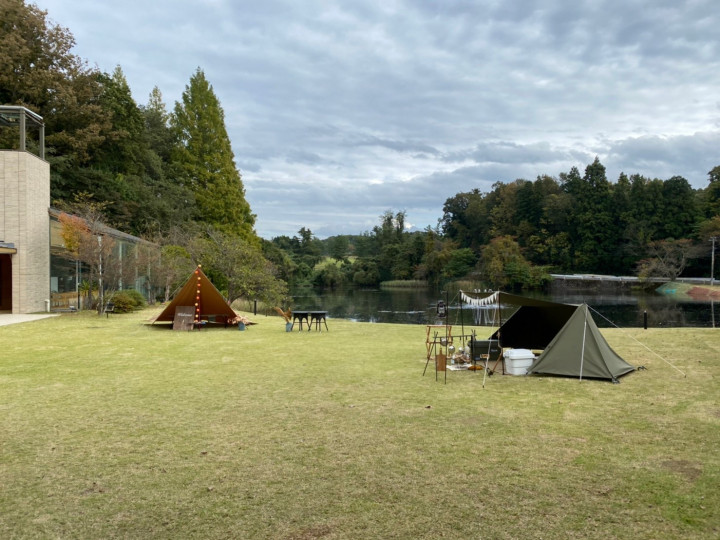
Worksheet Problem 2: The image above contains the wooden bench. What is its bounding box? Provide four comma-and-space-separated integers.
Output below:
104, 302, 115, 317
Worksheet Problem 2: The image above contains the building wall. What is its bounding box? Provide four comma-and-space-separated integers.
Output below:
0, 151, 50, 313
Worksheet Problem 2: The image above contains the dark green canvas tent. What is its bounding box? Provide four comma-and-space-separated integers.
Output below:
484, 293, 635, 382
527, 304, 635, 381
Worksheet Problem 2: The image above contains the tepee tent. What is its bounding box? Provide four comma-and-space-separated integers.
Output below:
152, 265, 237, 325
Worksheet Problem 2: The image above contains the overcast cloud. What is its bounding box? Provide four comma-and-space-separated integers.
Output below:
36, 0, 720, 238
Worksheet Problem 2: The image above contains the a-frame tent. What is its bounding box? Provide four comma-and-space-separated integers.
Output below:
484, 293, 635, 382
527, 304, 635, 381
152, 266, 237, 325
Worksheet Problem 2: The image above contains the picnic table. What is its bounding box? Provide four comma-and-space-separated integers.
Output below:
291, 310, 329, 331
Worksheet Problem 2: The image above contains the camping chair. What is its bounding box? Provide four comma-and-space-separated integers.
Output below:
469, 338, 502, 374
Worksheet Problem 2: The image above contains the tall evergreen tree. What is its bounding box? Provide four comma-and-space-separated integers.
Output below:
172, 68, 255, 240
703, 165, 720, 218
144, 87, 173, 161
94, 66, 145, 174
562, 158, 618, 271
661, 176, 697, 239
140, 87, 195, 231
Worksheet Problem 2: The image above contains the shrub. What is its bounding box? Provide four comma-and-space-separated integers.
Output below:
122, 289, 147, 308
110, 290, 146, 313
109, 292, 135, 313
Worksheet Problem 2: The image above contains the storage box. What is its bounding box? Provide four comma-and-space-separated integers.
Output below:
469, 338, 502, 362
504, 349, 534, 375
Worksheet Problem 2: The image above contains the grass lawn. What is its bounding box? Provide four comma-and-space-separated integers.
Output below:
1, 308, 718, 539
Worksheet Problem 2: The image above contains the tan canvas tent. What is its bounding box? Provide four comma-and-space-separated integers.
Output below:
152, 266, 237, 325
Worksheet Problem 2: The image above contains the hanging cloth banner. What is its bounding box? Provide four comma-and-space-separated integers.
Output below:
459, 290, 498, 307
460, 291, 499, 325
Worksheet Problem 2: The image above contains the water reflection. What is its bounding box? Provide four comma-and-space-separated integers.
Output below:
290, 287, 718, 328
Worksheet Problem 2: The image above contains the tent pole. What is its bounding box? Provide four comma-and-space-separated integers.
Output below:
482, 290, 500, 389
481, 349, 489, 388
579, 304, 588, 382
497, 290, 502, 375
459, 292, 466, 351
445, 290, 449, 384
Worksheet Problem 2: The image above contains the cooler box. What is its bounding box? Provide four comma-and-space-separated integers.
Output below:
504, 349, 534, 375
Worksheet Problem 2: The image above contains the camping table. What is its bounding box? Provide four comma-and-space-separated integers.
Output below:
309, 311, 329, 331
291, 310, 328, 331
291, 310, 310, 330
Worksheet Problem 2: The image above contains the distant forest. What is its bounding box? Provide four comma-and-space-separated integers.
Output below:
274, 158, 720, 290
3, 0, 720, 298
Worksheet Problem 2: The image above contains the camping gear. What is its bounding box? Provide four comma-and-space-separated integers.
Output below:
152, 266, 237, 327
469, 338, 501, 363
528, 304, 635, 381
436, 351, 447, 371
504, 349, 534, 375
483, 293, 635, 382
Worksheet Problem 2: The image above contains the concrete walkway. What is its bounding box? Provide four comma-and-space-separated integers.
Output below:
0, 313, 59, 327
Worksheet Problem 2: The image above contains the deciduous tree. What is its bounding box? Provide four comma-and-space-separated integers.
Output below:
57, 197, 119, 313
0, 0, 111, 176
192, 227, 287, 306
637, 239, 698, 281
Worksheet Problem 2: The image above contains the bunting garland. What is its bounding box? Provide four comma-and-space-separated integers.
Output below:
459, 290, 498, 306
460, 290, 498, 325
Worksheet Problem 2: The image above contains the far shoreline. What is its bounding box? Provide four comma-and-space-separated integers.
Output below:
658, 281, 720, 299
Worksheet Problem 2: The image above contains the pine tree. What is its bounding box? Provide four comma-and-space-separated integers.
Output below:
144, 87, 174, 162
172, 69, 255, 240
140, 87, 196, 230
95, 66, 145, 174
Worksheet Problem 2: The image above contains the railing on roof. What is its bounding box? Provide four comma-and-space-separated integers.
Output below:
0, 105, 45, 159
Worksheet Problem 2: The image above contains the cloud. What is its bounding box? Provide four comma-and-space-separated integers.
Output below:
444, 141, 582, 165
602, 131, 720, 184
35, 0, 720, 239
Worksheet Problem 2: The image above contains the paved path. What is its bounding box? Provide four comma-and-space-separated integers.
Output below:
0, 314, 59, 327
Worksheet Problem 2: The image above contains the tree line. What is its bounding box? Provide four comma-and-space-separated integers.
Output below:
3, 1, 719, 306
273, 160, 720, 291
441, 159, 720, 282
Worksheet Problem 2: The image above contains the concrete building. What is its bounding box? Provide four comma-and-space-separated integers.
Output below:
0, 106, 50, 313
1, 106, 158, 314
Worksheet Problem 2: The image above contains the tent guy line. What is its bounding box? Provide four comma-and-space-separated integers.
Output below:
588, 305, 686, 378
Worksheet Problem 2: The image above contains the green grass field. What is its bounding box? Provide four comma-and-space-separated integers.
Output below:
1, 309, 718, 539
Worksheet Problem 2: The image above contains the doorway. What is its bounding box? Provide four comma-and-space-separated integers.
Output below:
0, 254, 12, 311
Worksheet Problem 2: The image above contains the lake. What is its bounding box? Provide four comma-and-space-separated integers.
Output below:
290, 287, 719, 328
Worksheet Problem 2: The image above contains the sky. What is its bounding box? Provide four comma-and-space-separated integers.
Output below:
35, 0, 720, 239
